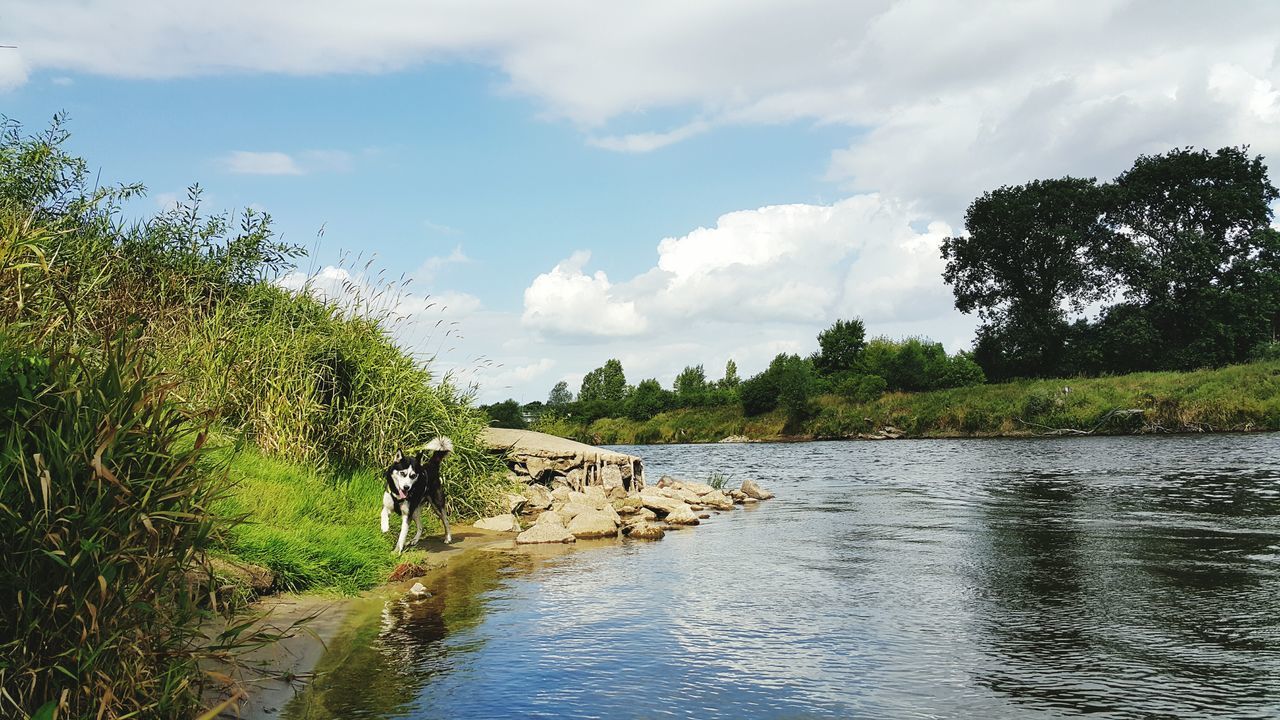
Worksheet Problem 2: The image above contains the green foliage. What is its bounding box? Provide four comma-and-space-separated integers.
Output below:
673, 364, 709, 405
579, 358, 627, 404
814, 318, 867, 376
860, 337, 986, 393
479, 399, 528, 429
945, 146, 1280, 380
833, 373, 888, 403
547, 380, 573, 406
720, 359, 740, 388
627, 378, 674, 420
0, 329, 223, 718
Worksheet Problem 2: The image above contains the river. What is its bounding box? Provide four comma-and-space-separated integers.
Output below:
280, 434, 1280, 719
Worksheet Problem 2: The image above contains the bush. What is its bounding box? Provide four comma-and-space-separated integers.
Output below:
833, 373, 888, 403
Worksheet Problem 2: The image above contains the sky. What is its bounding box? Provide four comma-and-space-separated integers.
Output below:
3, 1, 1280, 403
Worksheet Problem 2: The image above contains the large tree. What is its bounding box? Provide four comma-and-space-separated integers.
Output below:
813, 318, 867, 377
1104, 146, 1280, 368
547, 381, 573, 407
941, 177, 1113, 379
579, 358, 627, 404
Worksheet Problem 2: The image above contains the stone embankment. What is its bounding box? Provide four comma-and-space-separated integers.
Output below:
473, 475, 776, 544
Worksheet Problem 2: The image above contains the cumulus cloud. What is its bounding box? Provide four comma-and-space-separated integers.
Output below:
522, 251, 649, 338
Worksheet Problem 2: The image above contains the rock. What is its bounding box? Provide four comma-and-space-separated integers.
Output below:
535, 510, 565, 526
742, 496, 759, 504
388, 561, 428, 583
583, 485, 610, 510
635, 507, 657, 522
474, 514, 521, 532
741, 479, 775, 500
683, 481, 715, 496
675, 487, 703, 504
565, 468, 586, 489
657, 475, 679, 488
601, 464, 625, 494
558, 503, 593, 522
525, 456, 553, 482
522, 484, 553, 512
729, 489, 747, 501
567, 509, 620, 539
623, 522, 666, 540
688, 504, 704, 511
698, 513, 711, 519
550, 477, 570, 491
699, 490, 734, 511
639, 491, 684, 516
505, 493, 529, 515
612, 497, 645, 514
408, 582, 429, 596
516, 523, 577, 544
551, 486, 571, 504
664, 504, 700, 525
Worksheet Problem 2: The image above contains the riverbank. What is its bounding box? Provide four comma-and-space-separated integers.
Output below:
542, 360, 1280, 444
205, 526, 521, 718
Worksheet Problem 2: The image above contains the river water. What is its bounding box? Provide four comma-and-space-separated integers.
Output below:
282, 434, 1280, 719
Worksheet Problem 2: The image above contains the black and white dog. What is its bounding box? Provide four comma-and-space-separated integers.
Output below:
381, 436, 453, 553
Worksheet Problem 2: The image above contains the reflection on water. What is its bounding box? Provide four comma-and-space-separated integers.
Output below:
284, 434, 1280, 719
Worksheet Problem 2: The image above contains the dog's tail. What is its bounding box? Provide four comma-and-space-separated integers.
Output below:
423, 436, 454, 455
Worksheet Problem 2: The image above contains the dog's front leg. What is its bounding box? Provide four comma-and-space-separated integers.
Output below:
380, 492, 393, 533
411, 507, 423, 546
395, 512, 410, 554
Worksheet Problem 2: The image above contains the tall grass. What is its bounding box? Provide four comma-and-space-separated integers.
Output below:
1, 116, 507, 717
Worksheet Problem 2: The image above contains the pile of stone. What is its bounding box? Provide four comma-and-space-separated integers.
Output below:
480, 427, 646, 494
473, 475, 776, 544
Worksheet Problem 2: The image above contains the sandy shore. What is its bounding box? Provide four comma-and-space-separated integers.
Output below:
206, 527, 518, 719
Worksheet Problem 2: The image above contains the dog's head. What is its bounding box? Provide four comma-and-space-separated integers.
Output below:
387, 450, 424, 501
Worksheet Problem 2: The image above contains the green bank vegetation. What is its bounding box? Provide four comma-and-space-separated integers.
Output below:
550, 360, 1280, 445
0, 116, 505, 718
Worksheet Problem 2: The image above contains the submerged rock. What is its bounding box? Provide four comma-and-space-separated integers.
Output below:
623, 522, 666, 540
699, 490, 734, 511
474, 514, 521, 532
408, 582, 429, 596
639, 491, 684, 516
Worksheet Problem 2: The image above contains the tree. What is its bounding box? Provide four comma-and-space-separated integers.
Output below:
941, 177, 1112, 378
813, 318, 867, 376
480, 399, 527, 429
1105, 147, 1280, 369
627, 378, 673, 420
547, 381, 573, 407
719, 359, 740, 389
578, 359, 627, 403
673, 364, 708, 406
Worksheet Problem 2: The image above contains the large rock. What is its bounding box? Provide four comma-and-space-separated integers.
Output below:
516, 523, 577, 544
612, 497, 645, 514
505, 493, 528, 515
741, 479, 775, 500
551, 486, 571, 504
639, 491, 684, 516
567, 509, 619, 539
664, 504, 700, 525
623, 522, 665, 540
473, 514, 521, 532
582, 486, 610, 510
535, 510, 566, 526
683, 481, 715, 496
522, 484, 553, 512
525, 456, 553, 482
601, 464, 625, 494
699, 490, 734, 511
557, 503, 593, 522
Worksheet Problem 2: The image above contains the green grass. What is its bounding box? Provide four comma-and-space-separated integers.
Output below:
212, 446, 447, 595
547, 360, 1280, 444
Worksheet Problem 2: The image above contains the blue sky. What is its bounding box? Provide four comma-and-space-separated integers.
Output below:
4, 1, 1279, 402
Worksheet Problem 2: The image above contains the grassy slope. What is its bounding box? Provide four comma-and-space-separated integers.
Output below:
560, 360, 1280, 444
212, 448, 447, 594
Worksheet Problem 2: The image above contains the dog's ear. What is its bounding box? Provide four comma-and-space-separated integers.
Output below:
395, 449, 404, 463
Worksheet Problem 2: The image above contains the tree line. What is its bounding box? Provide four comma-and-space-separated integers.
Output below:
481, 320, 985, 432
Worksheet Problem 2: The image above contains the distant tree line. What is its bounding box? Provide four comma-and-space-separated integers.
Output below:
942, 146, 1280, 381
480, 320, 984, 431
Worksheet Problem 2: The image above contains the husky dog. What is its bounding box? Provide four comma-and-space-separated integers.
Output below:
381, 436, 453, 553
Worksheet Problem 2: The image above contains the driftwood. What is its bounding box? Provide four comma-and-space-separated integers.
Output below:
479, 428, 646, 493
1018, 408, 1149, 436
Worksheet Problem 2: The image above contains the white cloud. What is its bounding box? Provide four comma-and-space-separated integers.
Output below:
222, 150, 303, 176
0, 48, 29, 90
522, 251, 649, 338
